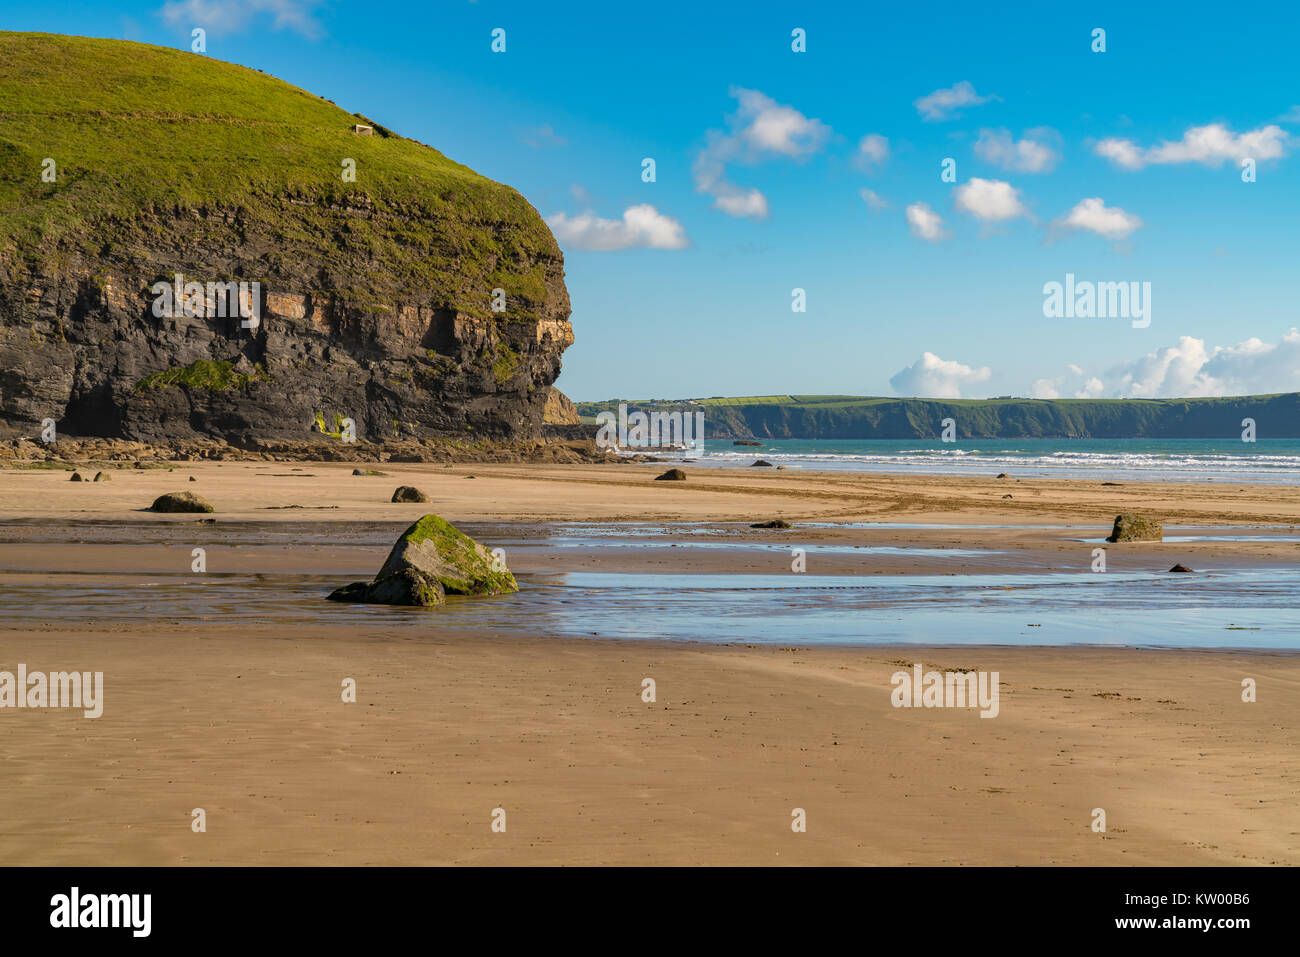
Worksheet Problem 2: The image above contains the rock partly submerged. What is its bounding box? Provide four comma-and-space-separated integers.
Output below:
751, 519, 793, 529
328, 514, 517, 606
150, 491, 215, 513
1106, 513, 1163, 543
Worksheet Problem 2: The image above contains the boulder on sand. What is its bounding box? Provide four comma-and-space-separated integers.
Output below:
328, 514, 517, 606
93, 471, 110, 482
69, 472, 83, 482
751, 520, 793, 529
1168, 563, 1194, 573
150, 491, 214, 513
391, 485, 429, 503
751, 460, 773, 467
654, 468, 686, 481
1106, 513, 1163, 543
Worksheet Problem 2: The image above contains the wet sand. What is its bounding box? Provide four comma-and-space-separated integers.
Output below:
0, 460, 1297, 864
0, 627, 1295, 865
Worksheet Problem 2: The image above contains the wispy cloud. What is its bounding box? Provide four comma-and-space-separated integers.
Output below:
521, 124, 567, 149
547, 204, 688, 251
854, 133, 890, 170
974, 127, 1061, 173
914, 81, 997, 121
1095, 123, 1288, 169
859, 188, 888, 211
158, 0, 325, 39
693, 88, 830, 219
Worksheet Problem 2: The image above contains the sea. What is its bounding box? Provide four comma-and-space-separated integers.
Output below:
653, 438, 1300, 484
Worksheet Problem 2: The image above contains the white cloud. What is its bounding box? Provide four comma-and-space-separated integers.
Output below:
547, 204, 688, 251
158, 0, 323, 38
1032, 330, 1300, 398
712, 190, 768, 218
1055, 197, 1143, 240
1076, 377, 1105, 398
905, 202, 947, 241
1030, 378, 1060, 399
1095, 123, 1288, 170
859, 188, 888, 211
974, 127, 1061, 173
693, 88, 830, 218
855, 133, 890, 169
914, 81, 997, 121
890, 352, 992, 398
953, 177, 1030, 222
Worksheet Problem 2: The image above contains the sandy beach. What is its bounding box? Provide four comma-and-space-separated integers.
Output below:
1, 461, 1297, 865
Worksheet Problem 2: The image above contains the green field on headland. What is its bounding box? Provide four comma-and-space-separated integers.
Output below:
576, 393, 1300, 439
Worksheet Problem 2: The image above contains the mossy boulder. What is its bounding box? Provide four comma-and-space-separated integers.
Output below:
327, 514, 517, 606
150, 491, 215, 513
1106, 513, 1162, 543
391, 485, 429, 503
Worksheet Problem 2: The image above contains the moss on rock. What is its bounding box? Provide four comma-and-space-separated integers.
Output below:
327, 513, 516, 606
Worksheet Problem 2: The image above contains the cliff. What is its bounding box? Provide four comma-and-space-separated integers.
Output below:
0, 32, 573, 443
577, 394, 1300, 439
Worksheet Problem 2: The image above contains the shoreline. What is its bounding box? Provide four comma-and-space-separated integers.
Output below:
4, 460, 1300, 525
2, 461, 1297, 864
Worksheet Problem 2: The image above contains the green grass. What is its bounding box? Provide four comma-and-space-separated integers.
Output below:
0, 32, 557, 316
574, 393, 1300, 438
134, 358, 267, 393
491, 343, 520, 384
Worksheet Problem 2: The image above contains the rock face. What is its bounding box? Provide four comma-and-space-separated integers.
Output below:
328, 514, 517, 606
1106, 513, 1163, 542
0, 34, 573, 444
542, 387, 580, 425
150, 491, 215, 513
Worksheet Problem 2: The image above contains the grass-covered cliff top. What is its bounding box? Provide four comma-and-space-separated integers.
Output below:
576, 393, 1300, 438
0, 32, 558, 313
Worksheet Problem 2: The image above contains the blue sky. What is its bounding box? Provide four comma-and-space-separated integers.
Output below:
6, 0, 1300, 401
